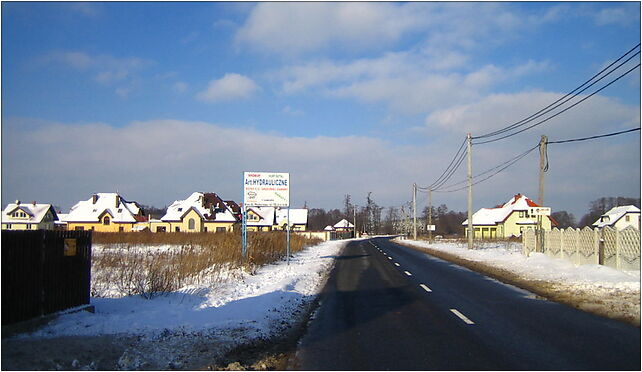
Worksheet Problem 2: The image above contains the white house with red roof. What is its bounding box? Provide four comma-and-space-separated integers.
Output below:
2, 201, 58, 230
463, 193, 556, 239
592, 205, 640, 230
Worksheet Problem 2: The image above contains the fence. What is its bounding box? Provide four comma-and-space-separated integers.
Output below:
2, 230, 92, 325
522, 226, 640, 271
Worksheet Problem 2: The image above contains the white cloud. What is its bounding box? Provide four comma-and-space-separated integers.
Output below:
2, 117, 638, 220
173, 82, 188, 94
196, 73, 259, 103
282, 105, 304, 116
235, 2, 428, 55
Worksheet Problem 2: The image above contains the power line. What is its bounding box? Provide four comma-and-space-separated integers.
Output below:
473, 43, 641, 143
548, 127, 640, 144
474, 63, 641, 145
418, 137, 467, 191
431, 144, 539, 193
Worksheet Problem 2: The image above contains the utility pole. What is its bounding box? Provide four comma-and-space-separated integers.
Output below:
412, 183, 417, 240
428, 188, 432, 241
353, 204, 357, 238
538, 135, 548, 206
467, 133, 474, 250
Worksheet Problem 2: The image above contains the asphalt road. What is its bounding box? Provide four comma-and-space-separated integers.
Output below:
290, 237, 640, 370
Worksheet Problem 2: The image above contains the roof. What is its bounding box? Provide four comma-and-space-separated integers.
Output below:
334, 219, 354, 228
2, 202, 57, 224
275, 208, 308, 226
161, 192, 238, 223
324, 225, 335, 231
593, 205, 641, 228
247, 207, 276, 226
462, 193, 552, 226
65, 193, 145, 223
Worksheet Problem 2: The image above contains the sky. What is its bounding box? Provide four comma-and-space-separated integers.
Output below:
1, 2, 640, 220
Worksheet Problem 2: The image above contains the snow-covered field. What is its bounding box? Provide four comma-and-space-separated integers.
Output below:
4, 239, 347, 370
397, 238, 640, 325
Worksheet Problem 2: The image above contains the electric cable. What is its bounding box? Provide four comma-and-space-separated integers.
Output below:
548, 127, 640, 144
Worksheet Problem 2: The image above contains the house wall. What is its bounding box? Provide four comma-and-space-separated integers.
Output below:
2, 222, 55, 231
502, 211, 552, 238
614, 213, 641, 230
66, 221, 137, 232
203, 221, 235, 232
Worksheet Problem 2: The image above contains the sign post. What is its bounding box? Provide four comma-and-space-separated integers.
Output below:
243, 172, 290, 263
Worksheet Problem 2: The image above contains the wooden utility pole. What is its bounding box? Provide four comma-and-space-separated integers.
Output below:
413, 183, 417, 240
538, 135, 548, 206
467, 133, 474, 250
428, 188, 432, 241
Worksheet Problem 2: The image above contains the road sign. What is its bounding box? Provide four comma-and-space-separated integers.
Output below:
426, 224, 436, 231
529, 207, 551, 216
243, 172, 290, 207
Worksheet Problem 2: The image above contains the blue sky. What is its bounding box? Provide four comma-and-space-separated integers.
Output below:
2, 2, 640, 220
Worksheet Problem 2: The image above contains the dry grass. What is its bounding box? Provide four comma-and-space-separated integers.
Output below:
91, 232, 322, 298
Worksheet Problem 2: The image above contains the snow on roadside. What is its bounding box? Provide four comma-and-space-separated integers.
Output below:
18, 239, 347, 340
399, 239, 640, 289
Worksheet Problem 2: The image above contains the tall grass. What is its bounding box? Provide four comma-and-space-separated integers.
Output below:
91, 231, 322, 298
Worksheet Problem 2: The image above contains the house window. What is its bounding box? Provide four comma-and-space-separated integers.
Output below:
75, 226, 84, 231
27, 224, 32, 229
6, 224, 11, 229
157, 226, 166, 233
188, 218, 195, 230
119, 226, 124, 232
175, 226, 180, 232
103, 216, 110, 225
216, 227, 226, 232
178, 208, 183, 212
626, 215, 630, 222
203, 227, 208, 232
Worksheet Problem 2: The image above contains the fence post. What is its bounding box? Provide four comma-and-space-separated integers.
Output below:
598, 228, 605, 266
614, 227, 621, 270
574, 229, 579, 266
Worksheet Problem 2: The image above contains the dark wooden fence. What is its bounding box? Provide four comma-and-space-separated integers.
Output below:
2, 230, 92, 325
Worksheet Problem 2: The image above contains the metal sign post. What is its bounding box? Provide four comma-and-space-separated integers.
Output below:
243, 171, 290, 264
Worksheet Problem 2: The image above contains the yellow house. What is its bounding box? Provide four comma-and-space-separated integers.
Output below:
246, 207, 275, 232
151, 192, 239, 233
463, 193, 556, 239
273, 208, 308, 231
2, 201, 58, 230
65, 193, 148, 232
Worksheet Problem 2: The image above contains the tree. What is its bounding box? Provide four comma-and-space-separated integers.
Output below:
343, 194, 353, 220
551, 211, 576, 229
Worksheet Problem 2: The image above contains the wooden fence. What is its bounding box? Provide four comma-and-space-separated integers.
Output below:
522, 226, 640, 271
2, 230, 92, 325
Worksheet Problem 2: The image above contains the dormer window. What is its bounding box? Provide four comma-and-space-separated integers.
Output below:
178, 208, 183, 212
103, 216, 110, 225
118, 209, 123, 213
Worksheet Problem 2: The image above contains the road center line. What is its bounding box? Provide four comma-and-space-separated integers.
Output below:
450, 309, 475, 325
388, 257, 392, 260
404, 270, 412, 276
394, 262, 400, 267
419, 284, 432, 292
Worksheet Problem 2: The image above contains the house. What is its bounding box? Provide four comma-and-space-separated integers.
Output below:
65, 193, 148, 232
152, 192, 239, 233
333, 219, 354, 232
593, 205, 640, 230
2, 201, 58, 230
246, 207, 276, 231
462, 193, 556, 239
274, 208, 308, 231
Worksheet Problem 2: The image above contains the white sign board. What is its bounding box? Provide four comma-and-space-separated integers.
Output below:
243, 172, 290, 207
426, 224, 436, 231
529, 207, 551, 216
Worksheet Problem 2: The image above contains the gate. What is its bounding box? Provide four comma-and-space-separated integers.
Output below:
2, 230, 92, 325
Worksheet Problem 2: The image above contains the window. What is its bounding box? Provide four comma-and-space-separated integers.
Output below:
188, 218, 195, 230
75, 226, 84, 231
157, 226, 166, 233
626, 215, 630, 222
216, 227, 226, 232
103, 216, 110, 225
27, 224, 32, 229
119, 226, 124, 232
6, 224, 11, 229
178, 208, 183, 212
175, 226, 180, 232
203, 227, 208, 232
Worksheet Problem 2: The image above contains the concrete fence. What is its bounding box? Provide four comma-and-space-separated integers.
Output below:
523, 226, 640, 271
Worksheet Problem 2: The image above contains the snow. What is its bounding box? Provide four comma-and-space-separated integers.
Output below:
65, 193, 141, 223
18, 239, 347, 341
398, 239, 640, 290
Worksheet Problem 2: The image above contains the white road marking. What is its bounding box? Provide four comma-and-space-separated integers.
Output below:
394, 262, 400, 267
388, 257, 392, 260
450, 309, 475, 325
404, 270, 412, 276
420, 284, 432, 292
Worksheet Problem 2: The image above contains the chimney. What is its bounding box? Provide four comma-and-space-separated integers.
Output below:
32, 201, 37, 206
15, 200, 20, 205
116, 196, 121, 208
92, 194, 98, 204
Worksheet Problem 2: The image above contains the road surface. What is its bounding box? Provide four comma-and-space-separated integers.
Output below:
290, 237, 640, 370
